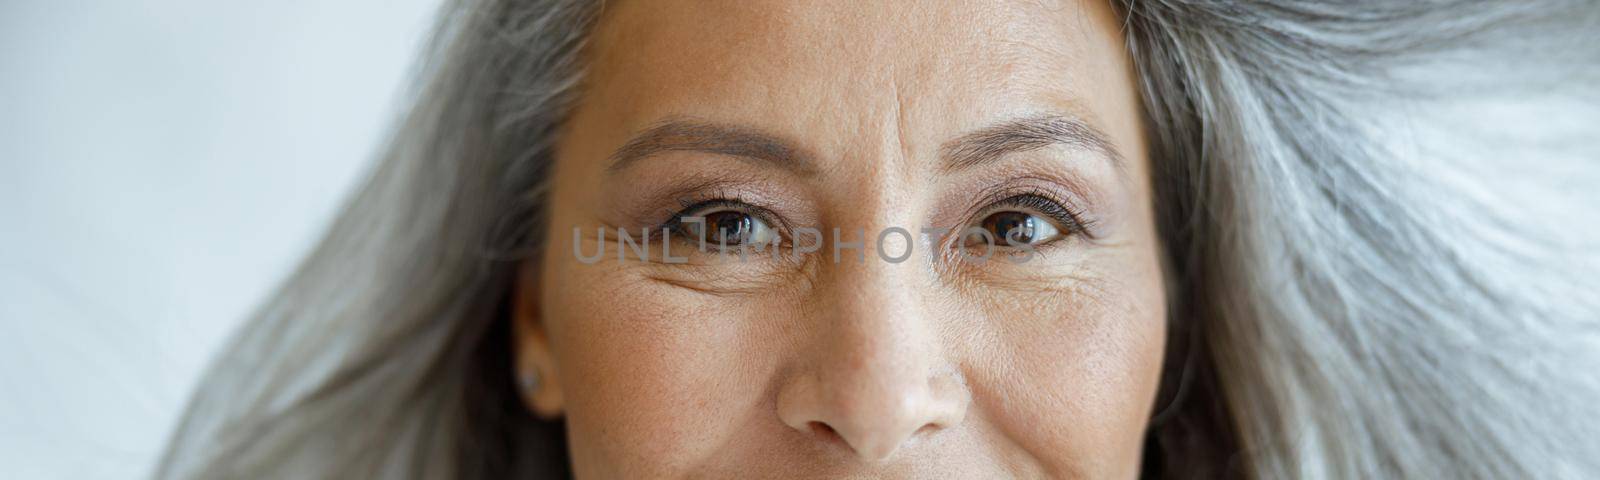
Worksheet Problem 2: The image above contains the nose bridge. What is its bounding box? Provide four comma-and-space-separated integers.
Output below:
774, 91, 969, 461
778, 255, 969, 461
827, 262, 932, 404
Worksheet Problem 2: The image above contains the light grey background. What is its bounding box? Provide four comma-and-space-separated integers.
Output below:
1, 1, 442, 477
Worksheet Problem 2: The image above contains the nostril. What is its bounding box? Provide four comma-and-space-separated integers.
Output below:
807, 421, 843, 445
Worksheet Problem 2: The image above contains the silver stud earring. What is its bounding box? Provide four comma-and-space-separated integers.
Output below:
519, 369, 542, 395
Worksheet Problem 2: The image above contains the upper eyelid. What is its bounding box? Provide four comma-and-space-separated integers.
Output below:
986, 194, 1075, 221
672, 199, 777, 224
983, 193, 1057, 212
971, 190, 1074, 220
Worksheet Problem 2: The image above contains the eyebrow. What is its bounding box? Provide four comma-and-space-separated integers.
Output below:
939, 114, 1122, 173
606, 114, 1121, 175
607, 120, 814, 174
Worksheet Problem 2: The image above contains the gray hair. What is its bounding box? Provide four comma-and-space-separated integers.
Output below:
158, 0, 1600, 478
1125, 1, 1600, 477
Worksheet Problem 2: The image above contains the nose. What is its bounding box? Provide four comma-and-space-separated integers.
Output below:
775, 263, 970, 461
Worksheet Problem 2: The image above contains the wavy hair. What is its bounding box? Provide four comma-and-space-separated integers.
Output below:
158, 1, 1600, 478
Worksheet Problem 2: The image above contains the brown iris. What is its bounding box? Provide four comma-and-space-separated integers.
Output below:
981, 211, 1039, 245
692, 211, 761, 246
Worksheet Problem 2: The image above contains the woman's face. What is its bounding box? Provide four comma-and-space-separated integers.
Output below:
521, 0, 1165, 477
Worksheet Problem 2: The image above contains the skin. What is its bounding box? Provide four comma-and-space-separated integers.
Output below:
515, 1, 1166, 477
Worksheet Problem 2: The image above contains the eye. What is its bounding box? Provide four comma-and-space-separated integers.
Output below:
961, 193, 1085, 249
668, 200, 780, 249
688, 210, 777, 246
971, 211, 1063, 247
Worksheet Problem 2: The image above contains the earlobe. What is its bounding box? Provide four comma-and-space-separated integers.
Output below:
512, 262, 565, 419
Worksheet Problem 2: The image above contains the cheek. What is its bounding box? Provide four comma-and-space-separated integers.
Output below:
540, 256, 780, 474
964, 250, 1167, 475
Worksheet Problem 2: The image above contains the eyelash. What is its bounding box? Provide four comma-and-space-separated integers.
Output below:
976, 189, 1096, 240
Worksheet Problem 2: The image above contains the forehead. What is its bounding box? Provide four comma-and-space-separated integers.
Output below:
577, 0, 1140, 165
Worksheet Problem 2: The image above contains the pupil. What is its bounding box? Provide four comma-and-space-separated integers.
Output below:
706, 211, 752, 244
987, 212, 1035, 245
